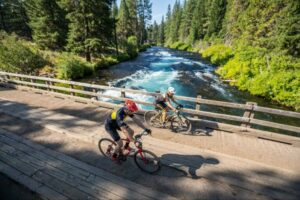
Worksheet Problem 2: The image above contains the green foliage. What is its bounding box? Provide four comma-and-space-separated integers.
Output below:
24, 0, 67, 50
56, 56, 94, 80
94, 56, 119, 71
139, 43, 151, 52
61, 0, 113, 62
0, 0, 31, 38
216, 45, 300, 110
116, 53, 131, 62
0, 32, 47, 73
206, 0, 227, 36
54, 82, 86, 97
126, 36, 138, 58
178, 44, 191, 51
202, 45, 234, 65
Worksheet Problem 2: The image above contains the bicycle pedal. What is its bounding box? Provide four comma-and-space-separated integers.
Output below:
118, 154, 127, 161
129, 148, 136, 154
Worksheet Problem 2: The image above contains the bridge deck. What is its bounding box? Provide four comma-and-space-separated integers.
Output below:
0, 129, 176, 200
1, 86, 300, 199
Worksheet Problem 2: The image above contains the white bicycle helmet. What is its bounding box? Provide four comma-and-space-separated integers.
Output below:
167, 87, 176, 94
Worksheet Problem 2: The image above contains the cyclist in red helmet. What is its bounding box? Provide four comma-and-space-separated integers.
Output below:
105, 99, 151, 162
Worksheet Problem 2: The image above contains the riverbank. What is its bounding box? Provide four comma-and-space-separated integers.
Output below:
164, 43, 300, 112
0, 32, 151, 81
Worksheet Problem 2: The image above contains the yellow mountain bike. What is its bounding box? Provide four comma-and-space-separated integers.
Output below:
144, 105, 192, 134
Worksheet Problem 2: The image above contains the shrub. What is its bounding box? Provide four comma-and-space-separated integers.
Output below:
117, 53, 130, 62
126, 36, 138, 58
0, 32, 47, 73
139, 43, 151, 52
170, 42, 183, 49
94, 56, 118, 71
216, 45, 300, 110
202, 44, 234, 66
178, 43, 192, 51
56, 58, 93, 80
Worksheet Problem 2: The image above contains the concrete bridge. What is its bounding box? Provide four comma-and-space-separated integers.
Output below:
0, 72, 300, 200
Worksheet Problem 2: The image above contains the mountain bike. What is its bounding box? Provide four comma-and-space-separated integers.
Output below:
144, 105, 192, 134
98, 130, 161, 174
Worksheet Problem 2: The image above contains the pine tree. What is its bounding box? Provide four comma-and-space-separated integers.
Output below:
152, 20, 159, 44
159, 16, 165, 45
127, 0, 138, 37
24, 0, 67, 50
112, 0, 119, 55
206, 0, 227, 37
164, 4, 172, 44
61, 0, 113, 62
179, 0, 196, 43
117, 0, 131, 49
169, 0, 182, 44
137, 0, 152, 45
189, 0, 207, 43
0, 0, 31, 38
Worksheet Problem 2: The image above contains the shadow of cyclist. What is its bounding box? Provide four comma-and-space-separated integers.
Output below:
160, 154, 219, 179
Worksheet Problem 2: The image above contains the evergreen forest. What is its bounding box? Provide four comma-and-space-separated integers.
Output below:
0, 0, 299, 110
148, 0, 299, 110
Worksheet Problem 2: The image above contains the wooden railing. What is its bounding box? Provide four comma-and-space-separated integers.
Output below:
1, 71, 300, 146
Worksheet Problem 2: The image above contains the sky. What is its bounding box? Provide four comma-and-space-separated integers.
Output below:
116, 0, 185, 24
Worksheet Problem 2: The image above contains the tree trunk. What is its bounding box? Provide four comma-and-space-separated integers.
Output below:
0, 6, 6, 31
114, 21, 119, 55
86, 47, 91, 62
83, 4, 91, 62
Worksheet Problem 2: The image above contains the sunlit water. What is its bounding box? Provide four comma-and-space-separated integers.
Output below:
82, 47, 299, 136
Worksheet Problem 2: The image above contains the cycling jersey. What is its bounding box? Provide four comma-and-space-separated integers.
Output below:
155, 93, 174, 104
105, 107, 134, 130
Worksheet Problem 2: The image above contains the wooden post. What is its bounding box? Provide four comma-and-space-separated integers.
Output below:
92, 88, 98, 100
70, 84, 74, 96
48, 81, 54, 92
5, 75, 10, 83
194, 95, 201, 119
18, 76, 23, 86
30, 78, 35, 89
241, 102, 257, 129
45, 81, 50, 91
121, 89, 126, 98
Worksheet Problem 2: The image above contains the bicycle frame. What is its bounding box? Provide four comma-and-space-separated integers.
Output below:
122, 131, 148, 161
99, 130, 161, 173
155, 107, 184, 123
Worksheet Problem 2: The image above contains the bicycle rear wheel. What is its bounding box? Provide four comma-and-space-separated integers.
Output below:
134, 150, 161, 174
144, 110, 162, 128
98, 138, 116, 159
171, 116, 192, 134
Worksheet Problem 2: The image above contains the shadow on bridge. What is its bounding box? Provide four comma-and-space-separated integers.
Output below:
1, 117, 300, 200
1, 97, 300, 199
159, 154, 219, 179
0, 99, 107, 130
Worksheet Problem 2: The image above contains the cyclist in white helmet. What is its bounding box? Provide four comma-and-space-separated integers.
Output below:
155, 87, 182, 126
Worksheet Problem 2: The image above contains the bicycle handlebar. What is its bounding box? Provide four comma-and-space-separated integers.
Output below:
175, 104, 183, 111
134, 130, 150, 140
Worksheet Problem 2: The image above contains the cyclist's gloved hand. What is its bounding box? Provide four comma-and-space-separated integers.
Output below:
144, 128, 152, 134
134, 134, 141, 140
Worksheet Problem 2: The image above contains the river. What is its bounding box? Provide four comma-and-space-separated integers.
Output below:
81, 47, 299, 136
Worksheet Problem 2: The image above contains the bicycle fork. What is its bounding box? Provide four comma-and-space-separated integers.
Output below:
138, 149, 149, 164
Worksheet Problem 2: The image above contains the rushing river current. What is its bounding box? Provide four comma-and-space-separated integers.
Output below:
82, 47, 299, 136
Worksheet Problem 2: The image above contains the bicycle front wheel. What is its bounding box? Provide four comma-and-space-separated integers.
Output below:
144, 110, 162, 128
171, 115, 192, 134
134, 150, 161, 174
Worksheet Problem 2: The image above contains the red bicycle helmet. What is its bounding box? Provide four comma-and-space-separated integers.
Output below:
125, 99, 138, 112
